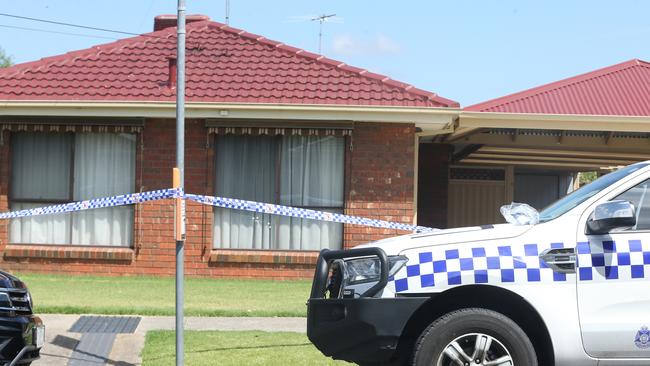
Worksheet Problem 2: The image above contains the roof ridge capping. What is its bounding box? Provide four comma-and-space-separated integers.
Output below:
205, 21, 459, 107
466, 58, 650, 112
634, 58, 650, 67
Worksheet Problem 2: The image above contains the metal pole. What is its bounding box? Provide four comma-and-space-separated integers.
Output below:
225, 0, 230, 25
175, 0, 186, 365
318, 20, 323, 54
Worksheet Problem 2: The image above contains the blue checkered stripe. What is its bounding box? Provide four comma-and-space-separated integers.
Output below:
576, 239, 650, 281
0, 188, 180, 219
185, 193, 436, 233
390, 243, 567, 293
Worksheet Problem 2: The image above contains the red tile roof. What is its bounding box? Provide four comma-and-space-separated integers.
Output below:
0, 19, 457, 107
466, 59, 650, 116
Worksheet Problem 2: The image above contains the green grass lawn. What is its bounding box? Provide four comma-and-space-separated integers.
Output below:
17, 273, 311, 317
141, 330, 351, 366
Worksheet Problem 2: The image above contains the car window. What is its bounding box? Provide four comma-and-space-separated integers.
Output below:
538, 163, 649, 223
614, 179, 650, 230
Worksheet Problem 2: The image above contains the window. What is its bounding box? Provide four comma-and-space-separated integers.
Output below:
213, 134, 345, 250
9, 132, 136, 246
614, 179, 650, 231
539, 163, 649, 223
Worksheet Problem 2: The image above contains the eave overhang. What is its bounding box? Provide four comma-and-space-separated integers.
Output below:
459, 111, 650, 133
0, 100, 460, 132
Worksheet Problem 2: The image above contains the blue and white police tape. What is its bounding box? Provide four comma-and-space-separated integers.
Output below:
0, 187, 435, 233
0, 188, 181, 219
184, 193, 436, 233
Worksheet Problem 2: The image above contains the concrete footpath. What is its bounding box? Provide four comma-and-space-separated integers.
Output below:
34, 314, 307, 366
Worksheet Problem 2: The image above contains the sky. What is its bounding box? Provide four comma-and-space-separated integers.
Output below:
1, 0, 649, 106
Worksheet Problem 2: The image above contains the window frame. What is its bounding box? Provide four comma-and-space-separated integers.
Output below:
8, 131, 138, 247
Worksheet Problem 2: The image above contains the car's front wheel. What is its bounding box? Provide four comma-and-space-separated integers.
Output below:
412, 308, 537, 366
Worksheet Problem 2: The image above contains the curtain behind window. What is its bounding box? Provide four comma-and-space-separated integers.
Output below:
277, 136, 344, 250
72, 133, 136, 246
9, 133, 135, 246
9, 134, 72, 244
213, 135, 344, 250
214, 136, 277, 249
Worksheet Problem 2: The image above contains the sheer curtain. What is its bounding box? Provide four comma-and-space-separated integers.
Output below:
9, 133, 72, 244
213, 134, 344, 250
72, 133, 135, 246
213, 136, 277, 249
10, 132, 135, 246
277, 136, 344, 250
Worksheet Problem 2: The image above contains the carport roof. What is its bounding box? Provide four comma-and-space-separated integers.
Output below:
0, 15, 458, 108
465, 59, 650, 116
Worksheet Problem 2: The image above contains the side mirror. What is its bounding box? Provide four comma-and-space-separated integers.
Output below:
586, 200, 636, 235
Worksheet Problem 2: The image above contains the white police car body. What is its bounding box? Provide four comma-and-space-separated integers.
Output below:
307, 162, 650, 365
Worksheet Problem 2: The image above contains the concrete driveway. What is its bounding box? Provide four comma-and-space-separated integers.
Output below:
34, 314, 306, 366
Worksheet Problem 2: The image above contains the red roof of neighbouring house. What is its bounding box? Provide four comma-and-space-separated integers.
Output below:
0, 16, 458, 107
466, 59, 650, 115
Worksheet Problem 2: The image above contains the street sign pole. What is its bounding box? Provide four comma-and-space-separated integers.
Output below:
175, 0, 186, 365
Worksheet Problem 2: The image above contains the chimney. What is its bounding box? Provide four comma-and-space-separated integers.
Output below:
168, 57, 177, 88
154, 14, 211, 31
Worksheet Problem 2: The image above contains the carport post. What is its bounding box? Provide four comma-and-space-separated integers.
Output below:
175, 0, 187, 365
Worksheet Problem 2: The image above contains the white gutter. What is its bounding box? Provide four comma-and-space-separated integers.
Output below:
460, 111, 650, 132
0, 101, 459, 132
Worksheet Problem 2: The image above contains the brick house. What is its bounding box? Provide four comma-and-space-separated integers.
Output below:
0, 15, 459, 278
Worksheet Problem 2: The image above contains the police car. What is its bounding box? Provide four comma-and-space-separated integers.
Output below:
307, 162, 650, 365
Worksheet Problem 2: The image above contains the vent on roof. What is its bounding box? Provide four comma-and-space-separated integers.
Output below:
154, 14, 210, 31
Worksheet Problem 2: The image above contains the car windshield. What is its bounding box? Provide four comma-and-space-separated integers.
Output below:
538, 163, 649, 223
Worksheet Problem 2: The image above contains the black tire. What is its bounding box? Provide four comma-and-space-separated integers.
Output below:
412, 308, 537, 366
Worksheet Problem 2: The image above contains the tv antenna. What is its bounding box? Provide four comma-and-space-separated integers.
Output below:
288, 13, 342, 54
225, 0, 230, 24
312, 14, 337, 54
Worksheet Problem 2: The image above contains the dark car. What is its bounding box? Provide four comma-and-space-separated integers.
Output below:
0, 271, 43, 366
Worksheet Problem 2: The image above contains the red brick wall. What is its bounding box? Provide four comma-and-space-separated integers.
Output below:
344, 123, 416, 249
0, 120, 416, 279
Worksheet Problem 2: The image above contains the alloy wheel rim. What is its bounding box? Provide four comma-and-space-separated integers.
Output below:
436, 333, 513, 366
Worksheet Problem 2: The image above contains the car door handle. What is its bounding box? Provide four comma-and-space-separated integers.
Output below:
539, 248, 576, 274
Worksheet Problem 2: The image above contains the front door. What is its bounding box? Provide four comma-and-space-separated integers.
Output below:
576, 179, 650, 359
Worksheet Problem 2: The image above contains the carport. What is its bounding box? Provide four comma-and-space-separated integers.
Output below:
417, 59, 650, 228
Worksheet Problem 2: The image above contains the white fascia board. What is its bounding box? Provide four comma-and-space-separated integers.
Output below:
460, 111, 650, 132
0, 101, 459, 131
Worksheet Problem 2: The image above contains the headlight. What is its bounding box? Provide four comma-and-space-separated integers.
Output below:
345, 255, 409, 285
